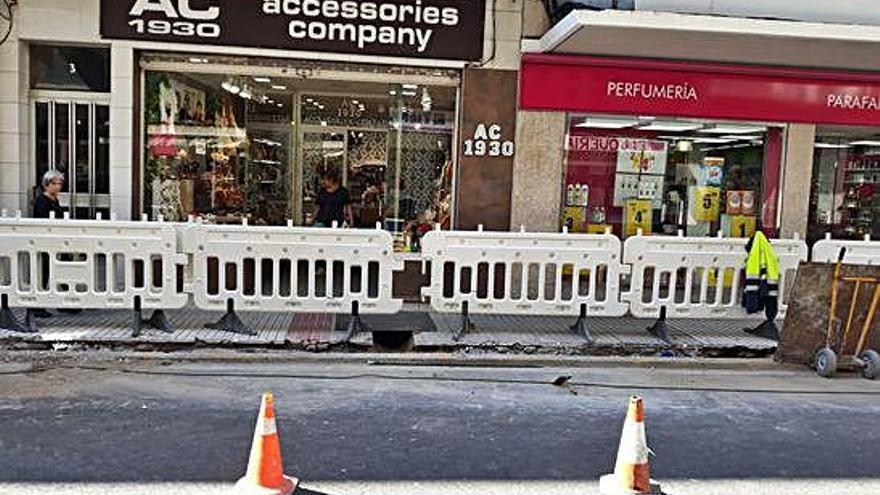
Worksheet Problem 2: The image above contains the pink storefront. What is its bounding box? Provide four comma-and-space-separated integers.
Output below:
520, 54, 880, 242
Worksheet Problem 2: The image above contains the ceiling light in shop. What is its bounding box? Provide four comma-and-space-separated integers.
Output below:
693, 137, 737, 144
676, 140, 693, 152
352, 100, 360, 105
720, 135, 762, 141
221, 81, 240, 94
814, 142, 851, 149
271, 85, 287, 90
639, 121, 703, 132
188, 57, 209, 64
849, 140, 880, 146
276, 103, 283, 108
389, 90, 397, 95
402, 84, 418, 90
699, 124, 767, 134
305, 97, 314, 102
575, 117, 639, 129
253, 77, 271, 83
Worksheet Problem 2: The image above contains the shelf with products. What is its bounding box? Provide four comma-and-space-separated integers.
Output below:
147, 124, 248, 139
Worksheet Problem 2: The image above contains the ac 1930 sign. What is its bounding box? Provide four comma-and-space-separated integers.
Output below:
100, 0, 486, 61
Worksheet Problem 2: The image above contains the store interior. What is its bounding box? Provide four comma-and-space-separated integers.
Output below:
142, 58, 457, 251
564, 114, 778, 239
811, 125, 880, 242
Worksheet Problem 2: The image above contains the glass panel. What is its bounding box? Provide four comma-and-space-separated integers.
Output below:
54, 103, 70, 193
143, 72, 292, 224
75, 104, 90, 195
35, 102, 50, 190
30, 45, 110, 92
564, 115, 771, 238
809, 130, 880, 241
140, 67, 457, 240
95, 105, 110, 194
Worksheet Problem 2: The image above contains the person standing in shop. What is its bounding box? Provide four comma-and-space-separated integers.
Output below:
313, 168, 353, 228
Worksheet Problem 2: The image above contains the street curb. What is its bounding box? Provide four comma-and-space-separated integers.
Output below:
0, 348, 792, 372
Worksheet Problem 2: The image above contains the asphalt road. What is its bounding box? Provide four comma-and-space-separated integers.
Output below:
1, 356, 879, 495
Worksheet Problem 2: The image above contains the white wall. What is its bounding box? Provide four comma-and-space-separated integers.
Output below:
636, 0, 880, 26
0, 7, 27, 214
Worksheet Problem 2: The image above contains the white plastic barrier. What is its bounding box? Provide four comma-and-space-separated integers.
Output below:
811, 234, 880, 265
180, 220, 403, 319
0, 212, 187, 316
622, 232, 808, 319
419, 227, 629, 320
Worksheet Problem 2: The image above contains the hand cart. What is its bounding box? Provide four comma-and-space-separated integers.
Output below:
814, 249, 880, 379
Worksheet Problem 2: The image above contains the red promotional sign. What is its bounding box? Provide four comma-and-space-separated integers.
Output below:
520, 54, 880, 126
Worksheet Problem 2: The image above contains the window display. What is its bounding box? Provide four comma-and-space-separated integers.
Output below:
141, 55, 458, 251
809, 129, 880, 242
564, 115, 778, 238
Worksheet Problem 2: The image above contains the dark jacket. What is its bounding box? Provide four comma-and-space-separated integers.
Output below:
34, 193, 65, 219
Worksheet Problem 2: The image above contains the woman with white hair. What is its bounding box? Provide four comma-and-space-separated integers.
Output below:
34, 170, 66, 219
31, 170, 68, 318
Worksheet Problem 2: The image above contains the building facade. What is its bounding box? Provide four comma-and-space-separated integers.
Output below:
0, 0, 519, 249
514, 2, 880, 244
3, 1, 880, 246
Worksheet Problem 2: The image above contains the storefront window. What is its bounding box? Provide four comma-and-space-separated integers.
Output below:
810, 128, 880, 242
564, 115, 781, 238
141, 57, 457, 251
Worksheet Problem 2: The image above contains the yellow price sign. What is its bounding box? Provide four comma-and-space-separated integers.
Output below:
728, 215, 756, 238
624, 199, 652, 237
693, 187, 721, 222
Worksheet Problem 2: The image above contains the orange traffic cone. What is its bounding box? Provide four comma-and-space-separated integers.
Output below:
599, 396, 662, 495
235, 393, 299, 495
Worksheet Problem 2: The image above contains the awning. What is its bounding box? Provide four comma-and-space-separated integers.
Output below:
527, 10, 880, 72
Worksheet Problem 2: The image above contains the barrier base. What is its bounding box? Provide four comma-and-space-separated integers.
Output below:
745, 319, 779, 341
647, 318, 672, 344
344, 314, 371, 342
569, 316, 593, 343
453, 303, 475, 342
132, 309, 175, 337
0, 306, 37, 334
599, 474, 663, 495
206, 309, 256, 335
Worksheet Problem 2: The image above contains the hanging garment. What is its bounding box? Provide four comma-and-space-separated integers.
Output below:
742, 231, 780, 320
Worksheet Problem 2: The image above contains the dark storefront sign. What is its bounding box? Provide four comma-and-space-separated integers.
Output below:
456, 68, 518, 231
100, 0, 485, 61
521, 54, 880, 126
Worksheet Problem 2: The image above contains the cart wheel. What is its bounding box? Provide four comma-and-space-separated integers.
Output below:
859, 349, 880, 380
815, 348, 838, 378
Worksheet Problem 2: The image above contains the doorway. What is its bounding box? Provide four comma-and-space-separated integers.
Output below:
32, 99, 110, 219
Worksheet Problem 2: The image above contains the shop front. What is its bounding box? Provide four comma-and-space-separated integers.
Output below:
139, 54, 458, 247
89, 0, 490, 251
519, 54, 880, 241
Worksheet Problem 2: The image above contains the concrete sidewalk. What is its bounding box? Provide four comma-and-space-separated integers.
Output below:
0, 303, 777, 355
